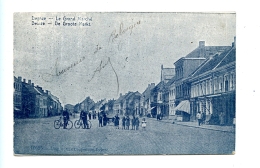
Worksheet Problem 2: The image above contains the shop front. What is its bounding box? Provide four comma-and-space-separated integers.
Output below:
174, 100, 190, 121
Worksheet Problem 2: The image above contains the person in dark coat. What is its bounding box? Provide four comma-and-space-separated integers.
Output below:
114, 114, 120, 129
88, 112, 91, 120
122, 116, 126, 129
63, 109, 70, 129
98, 114, 103, 127
103, 113, 107, 126
126, 115, 130, 130
131, 116, 136, 130
80, 110, 87, 129
135, 117, 140, 130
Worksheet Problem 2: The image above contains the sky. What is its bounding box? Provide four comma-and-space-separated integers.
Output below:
13, 12, 236, 106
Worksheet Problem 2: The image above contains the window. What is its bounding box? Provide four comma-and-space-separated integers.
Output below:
230, 74, 234, 90
214, 78, 218, 93
206, 80, 210, 95
219, 77, 223, 92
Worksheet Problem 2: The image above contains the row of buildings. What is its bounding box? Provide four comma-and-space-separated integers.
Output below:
88, 37, 235, 126
72, 92, 142, 117
139, 37, 236, 125
18, 37, 235, 126
13, 77, 63, 118
70, 37, 236, 125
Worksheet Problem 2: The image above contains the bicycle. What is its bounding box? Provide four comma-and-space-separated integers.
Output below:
74, 118, 92, 129
54, 116, 73, 130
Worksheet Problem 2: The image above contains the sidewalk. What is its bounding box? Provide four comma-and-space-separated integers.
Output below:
150, 118, 235, 133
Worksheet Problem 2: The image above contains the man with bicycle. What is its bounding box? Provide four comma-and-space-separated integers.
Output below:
80, 110, 89, 129
63, 109, 70, 129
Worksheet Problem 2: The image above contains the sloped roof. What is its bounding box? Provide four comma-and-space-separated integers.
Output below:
165, 76, 176, 88
185, 46, 231, 58
114, 92, 133, 104
107, 99, 116, 106
190, 47, 235, 78
151, 81, 164, 93
23, 83, 41, 95
216, 48, 236, 68
90, 105, 95, 110
124, 92, 135, 99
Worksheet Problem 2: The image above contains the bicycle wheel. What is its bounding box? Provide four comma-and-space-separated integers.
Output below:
66, 120, 73, 130
87, 120, 92, 129
74, 120, 81, 129
54, 120, 61, 129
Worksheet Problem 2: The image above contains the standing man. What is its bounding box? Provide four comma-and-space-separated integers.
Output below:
122, 116, 126, 129
196, 111, 202, 126
63, 109, 70, 129
103, 112, 107, 126
88, 111, 91, 120
126, 115, 130, 130
114, 114, 120, 129
131, 116, 136, 130
135, 117, 140, 130
80, 110, 87, 129
98, 113, 103, 127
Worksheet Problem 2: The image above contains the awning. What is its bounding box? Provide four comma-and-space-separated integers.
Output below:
174, 100, 190, 114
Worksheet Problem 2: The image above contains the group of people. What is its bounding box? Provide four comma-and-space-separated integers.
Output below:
113, 115, 147, 130
98, 111, 108, 127
62, 109, 148, 130
196, 111, 206, 126
197, 111, 226, 126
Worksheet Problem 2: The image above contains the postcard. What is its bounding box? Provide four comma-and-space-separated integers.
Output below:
13, 12, 236, 155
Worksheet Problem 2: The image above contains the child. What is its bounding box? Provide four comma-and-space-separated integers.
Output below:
141, 118, 146, 129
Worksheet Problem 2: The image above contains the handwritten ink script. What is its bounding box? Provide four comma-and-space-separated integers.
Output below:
32, 15, 93, 27
55, 44, 102, 76
41, 20, 141, 96
88, 57, 119, 94
109, 21, 141, 43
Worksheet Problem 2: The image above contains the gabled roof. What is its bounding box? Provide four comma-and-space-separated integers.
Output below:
190, 47, 235, 78
95, 99, 106, 108
124, 92, 135, 100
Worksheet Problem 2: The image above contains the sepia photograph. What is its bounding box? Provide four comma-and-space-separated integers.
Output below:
13, 12, 236, 155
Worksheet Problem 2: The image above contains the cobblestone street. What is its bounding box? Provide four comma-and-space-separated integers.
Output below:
14, 115, 235, 155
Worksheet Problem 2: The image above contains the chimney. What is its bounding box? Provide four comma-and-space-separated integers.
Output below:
151, 83, 155, 88
161, 64, 163, 70
32, 83, 34, 87
18, 76, 22, 82
28, 80, 31, 85
120, 93, 122, 97
23, 79, 26, 83
199, 41, 205, 57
